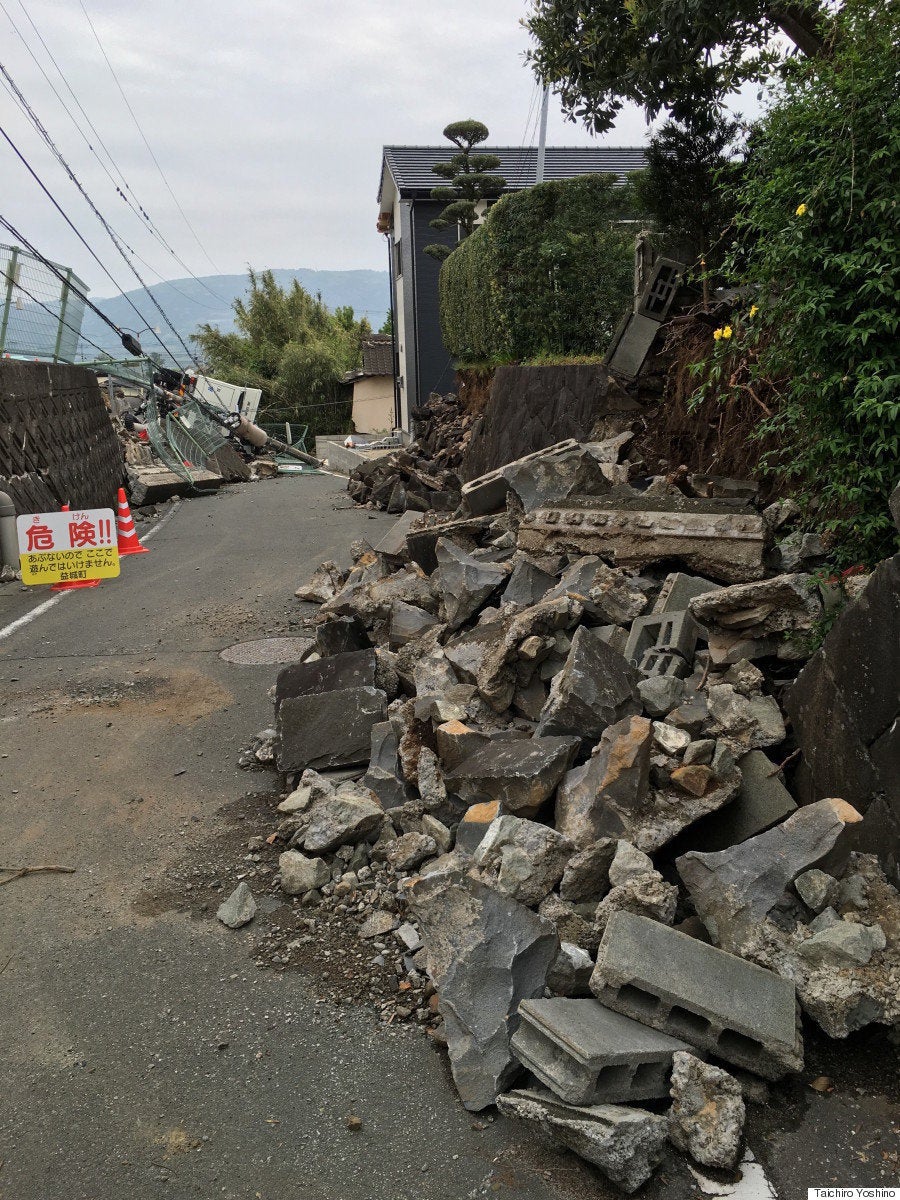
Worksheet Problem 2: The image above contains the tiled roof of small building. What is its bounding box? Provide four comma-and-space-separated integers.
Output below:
361, 335, 393, 377
379, 145, 646, 201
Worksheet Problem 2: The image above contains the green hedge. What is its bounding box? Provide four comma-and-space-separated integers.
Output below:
439, 175, 636, 363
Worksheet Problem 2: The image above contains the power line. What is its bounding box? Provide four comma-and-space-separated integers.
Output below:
0, 260, 109, 358
0, 71, 199, 365
0, 120, 184, 364
2, 0, 229, 307
77, 0, 221, 274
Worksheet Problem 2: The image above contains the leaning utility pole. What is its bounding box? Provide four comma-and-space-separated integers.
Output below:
535, 86, 550, 184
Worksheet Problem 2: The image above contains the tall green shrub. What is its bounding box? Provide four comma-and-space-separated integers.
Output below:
693, 0, 900, 564
439, 175, 635, 363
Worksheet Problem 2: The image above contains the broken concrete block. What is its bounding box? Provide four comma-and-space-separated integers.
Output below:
797, 920, 886, 967
447, 736, 579, 819
668, 1052, 746, 1170
474, 815, 574, 907
555, 717, 653, 847
689, 573, 822, 661
547, 556, 647, 626
276, 686, 387, 772
608, 841, 655, 887
407, 871, 559, 1110
278, 851, 330, 895
503, 442, 610, 513
653, 572, 721, 614
517, 501, 768, 585
512, 998, 690, 1106
624, 609, 699, 679
540, 893, 604, 954
547, 944, 595, 997
677, 798, 864, 950
216, 882, 256, 928
302, 781, 385, 853
434, 720, 489, 772
372, 510, 419, 571
295, 559, 346, 603
435, 537, 507, 630
651, 721, 692, 756
496, 1089, 667, 1193
536, 627, 641, 746
455, 800, 500, 854
559, 839, 617, 903
593, 873, 679, 936
590, 911, 803, 1080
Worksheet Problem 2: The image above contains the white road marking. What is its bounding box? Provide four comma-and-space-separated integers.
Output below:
0, 500, 181, 643
689, 1152, 779, 1199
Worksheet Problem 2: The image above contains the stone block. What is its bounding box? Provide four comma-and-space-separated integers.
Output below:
276, 686, 387, 772
536, 626, 641, 746
503, 556, 558, 608
274, 648, 377, 711
590, 911, 803, 1080
388, 599, 441, 648
683, 750, 797, 853
435, 537, 507, 630
447, 736, 580, 818
511, 998, 690, 1106
362, 721, 410, 810
455, 800, 500, 854
373, 510, 418, 571
504, 444, 611, 513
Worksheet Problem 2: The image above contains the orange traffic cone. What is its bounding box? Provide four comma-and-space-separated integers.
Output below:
115, 487, 149, 556
51, 503, 101, 591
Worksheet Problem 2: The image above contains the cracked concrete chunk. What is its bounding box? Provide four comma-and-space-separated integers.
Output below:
555, 717, 653, 847
668, 1052, 745, 1170
474, 815, 574, 907
302, 781, 385, 853
689, 573, 822, 660
408, 871, 559, 1110
496, 1089, 667, 1193
559, 839, 617, 903
797, 920, 885, 966
276, 685, 387, 772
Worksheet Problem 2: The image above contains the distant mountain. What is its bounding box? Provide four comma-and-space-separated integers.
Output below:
78, 268, 390, 365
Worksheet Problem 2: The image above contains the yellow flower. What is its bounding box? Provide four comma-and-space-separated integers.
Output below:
749, 305, 759, 318
713, 328, 723, 341
722, 325, 733, 339
796, 202, 807, 217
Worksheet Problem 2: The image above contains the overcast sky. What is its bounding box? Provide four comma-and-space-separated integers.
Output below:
1, 0, 653, 303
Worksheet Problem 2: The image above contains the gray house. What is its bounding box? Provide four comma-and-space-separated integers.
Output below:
376, 145, 647, 433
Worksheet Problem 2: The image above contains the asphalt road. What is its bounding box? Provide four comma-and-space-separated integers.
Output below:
1, 476, 897, 1200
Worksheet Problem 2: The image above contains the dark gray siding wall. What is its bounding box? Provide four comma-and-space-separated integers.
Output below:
410, 200, 457, 408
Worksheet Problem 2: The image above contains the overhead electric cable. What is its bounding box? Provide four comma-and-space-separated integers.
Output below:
1, 0, 229, 306
0, 74, 200, 365
0, 121, 184, 364
77, 0, 221, 273
0, 261, 109, 357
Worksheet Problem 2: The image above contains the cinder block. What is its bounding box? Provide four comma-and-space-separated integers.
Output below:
591, 911, 802, 1080
511, 998, 689, 1105
624, 610, 699, 679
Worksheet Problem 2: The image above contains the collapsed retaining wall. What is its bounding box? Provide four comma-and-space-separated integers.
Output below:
460, 364, 639, 483
0, 360, 123, 513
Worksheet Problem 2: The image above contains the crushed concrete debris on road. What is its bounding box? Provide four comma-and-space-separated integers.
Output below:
224, 424, 900, 1194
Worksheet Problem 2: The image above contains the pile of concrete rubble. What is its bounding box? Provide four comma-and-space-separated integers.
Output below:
238, 435, 899, 1193
346, 392, 472, 513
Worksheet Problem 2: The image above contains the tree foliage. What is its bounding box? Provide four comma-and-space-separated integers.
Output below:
424, 120, 507, 262
692, 0, 900, 565
440, 174, 636, 363
524, 0, 827, 132
633, 114, 744, 274
192, 269, 369, 434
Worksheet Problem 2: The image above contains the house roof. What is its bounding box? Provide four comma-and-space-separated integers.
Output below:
378, 145, 646, 204
361, 335, 393, 377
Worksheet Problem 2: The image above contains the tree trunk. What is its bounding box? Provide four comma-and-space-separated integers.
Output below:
769, 5, 826, 56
